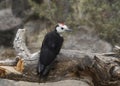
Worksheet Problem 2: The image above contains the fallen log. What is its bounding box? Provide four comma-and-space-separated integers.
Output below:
0, 29, 120, 86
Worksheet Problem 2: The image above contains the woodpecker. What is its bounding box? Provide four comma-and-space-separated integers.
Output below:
37, 23, 71, 79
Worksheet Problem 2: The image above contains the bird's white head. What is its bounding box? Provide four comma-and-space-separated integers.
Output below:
55, 23, 71, 33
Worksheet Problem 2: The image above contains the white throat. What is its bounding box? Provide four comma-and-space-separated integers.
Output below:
59, 33, 63, 37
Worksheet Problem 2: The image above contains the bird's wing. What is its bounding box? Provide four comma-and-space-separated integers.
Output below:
55, 37, 63, 55
41, 33, 57, 50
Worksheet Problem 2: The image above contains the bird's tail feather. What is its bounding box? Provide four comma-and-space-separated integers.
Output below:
37, 63, 45, 76
37, 63, 46, 82
37, 63, 52, 82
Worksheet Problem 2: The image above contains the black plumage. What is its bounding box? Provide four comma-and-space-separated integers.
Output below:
37, 29, 64, 78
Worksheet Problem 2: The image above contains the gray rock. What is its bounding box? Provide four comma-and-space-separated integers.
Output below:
0, 8, 22, 31
0, 8, 22, 46
0, 79, 90, 86
0, 79, 15, 86
64, 26, 112, 53
11, 0, 31, 18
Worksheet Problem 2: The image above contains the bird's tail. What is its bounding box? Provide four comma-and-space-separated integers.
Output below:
37, 63, 46, 82
37, 63, 51, 82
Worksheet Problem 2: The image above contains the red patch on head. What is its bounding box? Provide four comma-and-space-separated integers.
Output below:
60, 23, 64, 26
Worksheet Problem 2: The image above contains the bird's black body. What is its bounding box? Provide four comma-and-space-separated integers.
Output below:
37, 30, 63, 78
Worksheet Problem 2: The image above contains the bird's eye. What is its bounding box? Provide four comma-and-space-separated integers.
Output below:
61, 27, 64, 30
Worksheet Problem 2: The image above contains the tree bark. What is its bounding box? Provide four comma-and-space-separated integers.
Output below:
0, 29, 120, 86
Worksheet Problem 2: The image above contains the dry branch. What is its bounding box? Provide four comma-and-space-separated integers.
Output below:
0, 29, 120, 86
0, 58, 24, 76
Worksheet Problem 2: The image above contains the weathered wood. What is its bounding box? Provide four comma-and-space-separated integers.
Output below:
0, 58, 24, 77
113, 45, 120, 56
0, 29, 120, 86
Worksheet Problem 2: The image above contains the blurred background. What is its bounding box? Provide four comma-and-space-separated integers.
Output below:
0, 0, 120, 65
0, 0, 119, 85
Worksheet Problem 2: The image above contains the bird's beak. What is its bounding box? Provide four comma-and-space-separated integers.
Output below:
66, 28, 72, 32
